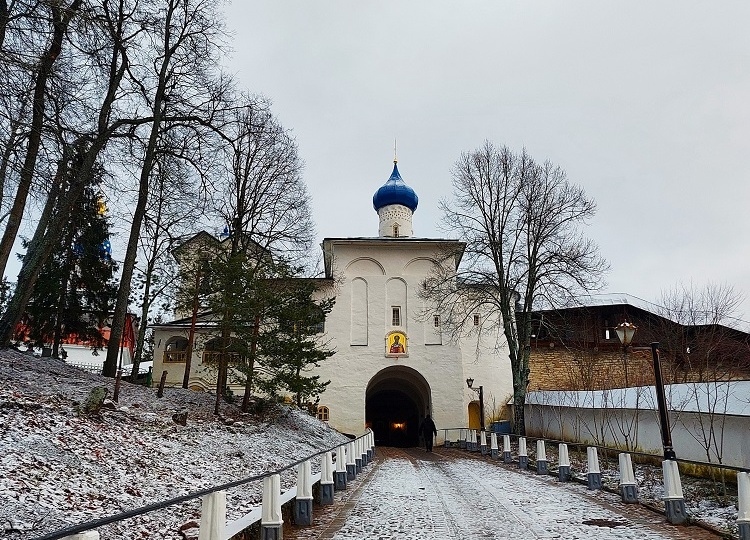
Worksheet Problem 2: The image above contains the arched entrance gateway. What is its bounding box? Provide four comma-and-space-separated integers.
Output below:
366, 366, 431, 447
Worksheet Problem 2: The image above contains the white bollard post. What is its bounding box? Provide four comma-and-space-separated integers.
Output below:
558, 443, 570, 482
587, 447, 602, 489
480, 431, 488, 455
261, 474, 282, 540
503, 434, 512, 463
368, 430, 375, 459
198, 490, 226, 540
518, 437, 528, 469
618, 453, 638, 503
518, 437, 529, 469
319, 451, 334, 505
354, 438, 363, 473
663, 460, 687, 525
334, 445, 347, 491
536, 440, 548, 475
738, 472, 750, 540
346, 441, 357, 481
460, 428, 467, 449
360, 436, 368, 466
490, 432, 499, 459
62, 532, 100, 540
294, 460, 313, 526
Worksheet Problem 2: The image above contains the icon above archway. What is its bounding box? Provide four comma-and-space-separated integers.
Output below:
386, 331, 408, 358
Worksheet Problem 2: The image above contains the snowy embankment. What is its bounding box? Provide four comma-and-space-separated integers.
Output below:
0, 350, 349, 539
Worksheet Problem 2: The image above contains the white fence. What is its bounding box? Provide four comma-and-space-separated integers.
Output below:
524, 381, 750, 469
45, 432, 376, 540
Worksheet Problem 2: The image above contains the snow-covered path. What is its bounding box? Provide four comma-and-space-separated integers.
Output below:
293, 448, 720, 540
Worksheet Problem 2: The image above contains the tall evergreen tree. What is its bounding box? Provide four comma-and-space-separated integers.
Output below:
260, 275, 335, 408
200, 252, 335, 412
21, 169, 118, 354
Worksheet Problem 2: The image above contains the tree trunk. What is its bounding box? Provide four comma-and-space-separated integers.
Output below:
295, 364, 302, 407
0, 0, 82, 279
0, 0, 8, 50
182, 269, 200, 388
51, 242, 74, 358
0, 152, 84, 344
130, 269, 152, 378
103, 26, 173, 376
0, 0, 129, 347
241, 315, 260, 412
104, 170, 150, 376
0, 114, 25, 219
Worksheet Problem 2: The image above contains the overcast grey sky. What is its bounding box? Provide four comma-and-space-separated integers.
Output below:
224, 1, 750, 316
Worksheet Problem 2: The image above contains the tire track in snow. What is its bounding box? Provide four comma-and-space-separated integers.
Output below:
316, 447, 684, 540
423, 457, 544, 538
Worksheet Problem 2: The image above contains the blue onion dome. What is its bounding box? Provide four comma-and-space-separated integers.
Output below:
372, 161, 419, 212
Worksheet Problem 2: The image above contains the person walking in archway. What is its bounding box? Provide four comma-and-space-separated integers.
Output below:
421, 414, 437, 452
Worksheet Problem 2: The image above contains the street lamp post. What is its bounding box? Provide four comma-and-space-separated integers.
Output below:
466, 378, 485, 431
650, 342, 677, 460
615, 322, 676, 460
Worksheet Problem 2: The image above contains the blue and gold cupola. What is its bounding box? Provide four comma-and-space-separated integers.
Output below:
372, 161, 418, 237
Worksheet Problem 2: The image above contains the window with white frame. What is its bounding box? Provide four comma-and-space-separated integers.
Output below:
392, 306, 401, 326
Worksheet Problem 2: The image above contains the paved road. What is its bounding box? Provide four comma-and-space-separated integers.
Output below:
288, 447, 721, 540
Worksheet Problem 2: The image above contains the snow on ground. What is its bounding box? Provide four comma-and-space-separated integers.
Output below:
518, 441, 739, 538
20, 344, 151, 374
0, 350, 348, 539
322, 448, 683, 540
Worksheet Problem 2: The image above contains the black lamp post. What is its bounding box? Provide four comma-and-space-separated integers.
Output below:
466, 378, 485, 431
615, 322, 676, 460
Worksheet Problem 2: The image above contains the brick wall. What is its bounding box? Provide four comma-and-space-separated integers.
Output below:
529, 344, 750, 391
529, 345, 657, 390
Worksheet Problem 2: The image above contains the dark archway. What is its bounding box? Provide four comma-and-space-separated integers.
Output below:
366, 366, 431, 448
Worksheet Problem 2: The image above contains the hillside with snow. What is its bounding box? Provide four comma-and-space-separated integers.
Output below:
0, 350, 348, 539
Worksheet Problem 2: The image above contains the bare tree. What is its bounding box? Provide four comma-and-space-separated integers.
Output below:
656, 282, 749, 484
103, 0, 229, 376
0, 0, 144, 345
424, 142, 608, 434
206, 99, 314, 414
0, 0, 84, 279
130, 151, 202, 377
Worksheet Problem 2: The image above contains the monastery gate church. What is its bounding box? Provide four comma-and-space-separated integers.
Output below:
152, 161, 514, 446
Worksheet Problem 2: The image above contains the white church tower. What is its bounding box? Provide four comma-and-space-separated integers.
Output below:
313, 160, 514, 445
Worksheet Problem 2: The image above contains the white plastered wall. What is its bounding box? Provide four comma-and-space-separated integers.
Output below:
314, 240, 514, 440
151, 235, 516, 439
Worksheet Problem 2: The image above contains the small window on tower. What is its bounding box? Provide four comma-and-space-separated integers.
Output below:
317, 406, 329, 422
473, 313, 480, 326
393, 224, 400, 237
392, 306, 401, 326
434, 315, 440, 328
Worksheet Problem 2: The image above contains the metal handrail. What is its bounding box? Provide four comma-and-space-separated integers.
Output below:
33, 431, 371, 540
